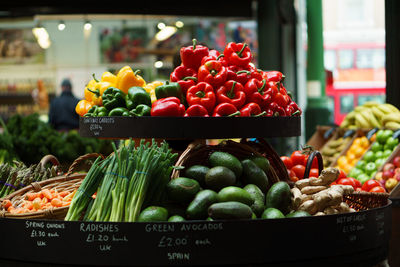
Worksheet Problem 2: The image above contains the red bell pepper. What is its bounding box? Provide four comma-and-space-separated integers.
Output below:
226, 65, 262, 86
262, 70, 285, 83
216, 80, 246, 109
201, 49, 221, 65
287, 100, 302, 116
240, 103, 266, 117
186, 82, 216, 114
170, 65, 198, 94
266, 102, 287, 117
180, 39, 209, 70
243, 78, 272, 108
223, 42, 252, 67
212, 103, 241, 117
184, 104, 209, 117
274, 82, 290, 107
151, 97, 185, 117
198, 60, 228, 88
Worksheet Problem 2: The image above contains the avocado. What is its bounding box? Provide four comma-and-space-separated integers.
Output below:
261, 208, 285, 219
209, 151, 243, 178
184, 165, 210, 187
265, 181, 291, 215
250, 156, 270, 173
251, 212, 257, 219
208, 201, 252, 220
205, 166, 236, 191
168, 215, 186, 222
241, 159, 269, 193
186, 189, 218, 220
166, 177, 200, 203
138, 206, 168, 222
286, 211, 311, 218
217, 186, 254, 206
162, 201, 187, 218
243, 184, 265, 217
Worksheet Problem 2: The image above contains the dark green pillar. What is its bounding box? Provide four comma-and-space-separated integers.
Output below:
305, 0, 332, 141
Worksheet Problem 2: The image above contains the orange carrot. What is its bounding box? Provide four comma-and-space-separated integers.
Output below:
25, 201, 33, 210
50, 198, 62, 207
25, 193, 37, 201
2, 199, 12, 209
42, 189, 52, 200
59, 191, 70, 197
7, 206, 15, 212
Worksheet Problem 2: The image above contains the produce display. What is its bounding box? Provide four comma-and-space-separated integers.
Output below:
76, 39, 302, 118
280, 147, 321, 182
375, 155, 400, 192
321, 133, 354, 168
336, 135, 371, 174
340, 101, 400, 129
347, 129, 398, 185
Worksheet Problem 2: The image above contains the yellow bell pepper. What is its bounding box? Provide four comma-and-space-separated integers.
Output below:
101, 71, 117, 85
84, 79, 98, 103
75, 99, 93, 116
87, 81, 113, 106
144, 81, 163, 103
116, 66, 146, 94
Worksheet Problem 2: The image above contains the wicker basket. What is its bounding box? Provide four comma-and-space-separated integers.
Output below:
171, 139, 290, 192
344, 191, 390, 211
0, 153, 104, 220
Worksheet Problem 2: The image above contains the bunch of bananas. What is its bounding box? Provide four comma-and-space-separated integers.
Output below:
340, 101, 400, 130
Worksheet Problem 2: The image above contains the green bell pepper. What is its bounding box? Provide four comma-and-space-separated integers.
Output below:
97, 106, 109, 116
109, 107, 130, 116
126, 86, 151, 110
102, 87, 126, 110
130, 104, 151, 116
155, 81, 184, 102
83, 105, 99, 117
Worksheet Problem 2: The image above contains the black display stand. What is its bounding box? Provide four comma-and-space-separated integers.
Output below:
0, 117, 392, 266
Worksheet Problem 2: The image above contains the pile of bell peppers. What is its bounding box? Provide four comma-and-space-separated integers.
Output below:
164, 39, 302, 117
75, 40, 302, 118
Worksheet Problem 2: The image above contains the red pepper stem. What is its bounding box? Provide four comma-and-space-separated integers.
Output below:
192, 39, 197, 50
228, 81, 237, 99
228, 111, 241, 117
236, 70, 251, 75
87, 88, 101, 97
258, 79, 266, 94
195, 91, 205, 98
134, 69, 141, 76
182, 76, 198, 82
253, 111, 266, 117
216, 54, 224, 60
237, 43, 248, 57
92, 73, 99, 83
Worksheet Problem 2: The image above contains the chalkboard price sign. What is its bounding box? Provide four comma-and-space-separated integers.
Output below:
0, 202, 392, 266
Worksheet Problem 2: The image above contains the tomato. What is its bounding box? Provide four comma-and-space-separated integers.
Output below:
291, 164, 306, 179
338, 169, 347, 179
291, 150, 306, 166
351, 178, 362, 188
309, 168, 319, 178
281, 156, 293, 170
304, 154, 319, 169
369, 186, 386, 193
361, 179, 382, 192
337, 178, 357, 189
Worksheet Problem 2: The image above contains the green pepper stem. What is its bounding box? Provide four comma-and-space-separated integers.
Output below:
276, 81, 281, 92
182, 76, 198, 82
87, 88, 101, 97
134, 70, 141, 77
236, 70, 251, 76
291, 110, 300, 116
228, 81, 237, 99
258, 79, 266, 94
253, 111, 267, 117
236, 43, 248, 57
228, 111, 241, 117
210, 69, 217, 76
195, 91, 205, 98
92, 73, 99, 83
216, 54, 224, 60
192, 39, 197, 50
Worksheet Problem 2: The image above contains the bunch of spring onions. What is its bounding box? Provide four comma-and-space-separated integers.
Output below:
65, 139, 177, 222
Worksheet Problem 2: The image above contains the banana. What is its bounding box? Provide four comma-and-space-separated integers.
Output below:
377, 104, 394, 115
368, 113, 382, 128
362, 101, 380, 107
382, 113, 400, 125
382, 103, 400, 113
371, 106, 386, 121
384, 121, 400, 130
346, 111, 356, 120
354, 106, 367, 113
355, 113, 370, 129
360, 109, 377, 127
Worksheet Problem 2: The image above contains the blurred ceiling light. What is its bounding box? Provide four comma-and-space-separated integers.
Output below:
58, 21, 66, 31
154, 61, 163, 68
32, 25, 51, 49
84, 20, 92, 31
155, 26, 177, 41
175, 21, 184, 28
157, 22, 166, 30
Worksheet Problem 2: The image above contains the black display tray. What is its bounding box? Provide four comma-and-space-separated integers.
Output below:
0, 201, 391, 267
78, 116, 301, 139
